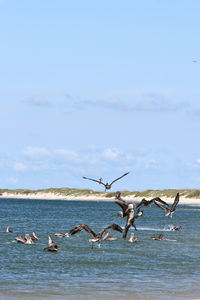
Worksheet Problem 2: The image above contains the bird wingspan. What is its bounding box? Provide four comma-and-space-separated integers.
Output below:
154, 201, 169, 212
110, 172, 129, 185
115, 199, 128, 213
151, 197, 169, 206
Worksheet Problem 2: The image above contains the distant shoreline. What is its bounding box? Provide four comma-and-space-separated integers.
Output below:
1, 191, 200, 205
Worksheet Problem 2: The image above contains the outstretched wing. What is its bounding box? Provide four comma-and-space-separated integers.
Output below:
82, 176, 106, 187
115, 198, 128, 214
136, 198, 148, 209
171, 192, 179, 212
154, 201, 169, 212
110, 172, 130, 185
69, 224, 97, 237
103, 223, 123, 233
48, 235, 55, 247
150, 197, 169, 206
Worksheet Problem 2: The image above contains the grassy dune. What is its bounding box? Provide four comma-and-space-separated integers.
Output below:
1, 188, 200, 198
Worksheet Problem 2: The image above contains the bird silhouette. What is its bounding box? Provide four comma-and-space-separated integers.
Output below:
82, 172, 129, 191
154, 192, 180, 218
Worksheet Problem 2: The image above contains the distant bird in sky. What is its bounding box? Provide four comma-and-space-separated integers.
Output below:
154, 192, 180, 218
136, 197, 169, 209
82, 172, 129, 191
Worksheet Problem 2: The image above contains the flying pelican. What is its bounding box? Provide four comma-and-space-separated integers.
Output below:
82, 172, 129, 191
136, 197, 169, 209
43, 235, 60, 252
114, 191, 135, 218
128, 232, 139, 243
68, 223, 123, 246
123, 209, 143, 239
6, 226, 13, 232
154, 192, 180, 218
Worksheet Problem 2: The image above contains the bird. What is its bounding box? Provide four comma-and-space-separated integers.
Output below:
136, 197, 169, 209
29, 232, 39, 241
152, 234, 164, 240
15, 234, 34, 244
154, 192, 180, 218
82, 172, 129, 191
114, 191, 135, 218
68, 223, 123, 246
54, 232, 69, 237
123, 209, 143, 239
170, 226, 181, 231
43, 235, 60, 252
5, 226, 13, 232
128, 232, 139, 243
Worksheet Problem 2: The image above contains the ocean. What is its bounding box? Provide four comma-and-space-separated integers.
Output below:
0, 198, 200, 300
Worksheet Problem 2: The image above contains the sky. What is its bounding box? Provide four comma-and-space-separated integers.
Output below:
0, 0, 200, 191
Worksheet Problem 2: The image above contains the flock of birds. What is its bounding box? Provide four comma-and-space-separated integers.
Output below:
5, 172, 181, 251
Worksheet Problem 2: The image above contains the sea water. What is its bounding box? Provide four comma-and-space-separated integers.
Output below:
0, 198, 200, 300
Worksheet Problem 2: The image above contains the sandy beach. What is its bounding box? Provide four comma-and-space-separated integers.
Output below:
1, 191, 200, 205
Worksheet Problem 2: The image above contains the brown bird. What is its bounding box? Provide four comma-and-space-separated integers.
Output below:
15, 234, 34, 244
43, 235, 60, 252
152, 234, 164, 240
128, 232, 139, 243
114, 191, 135, 218
68, 223, 123, 245
82, 172, 129, 191
6, 226, 13, 233
154, 192, 180, 218
123, 209, 143, 239
136, 197, 169, 209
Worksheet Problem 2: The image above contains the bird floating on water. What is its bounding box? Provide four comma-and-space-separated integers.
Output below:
82, 172, 129, 191
43, 235, 60, 252
128, 232, 139, 243
6, 226, 13, 233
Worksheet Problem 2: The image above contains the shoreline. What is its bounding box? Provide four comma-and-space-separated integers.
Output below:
1, 192, 200, 205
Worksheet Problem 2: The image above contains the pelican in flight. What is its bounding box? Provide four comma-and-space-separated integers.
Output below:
154, 192, 180, 218
68, 223, 123, 246
44, 235, 60, 252
136, 197, 169, 209
82, 172, 129, 191
114, 191, 135, 218
123, 209, 143, 239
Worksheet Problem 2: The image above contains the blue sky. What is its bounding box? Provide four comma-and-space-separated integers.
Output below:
0, 0, 200, 191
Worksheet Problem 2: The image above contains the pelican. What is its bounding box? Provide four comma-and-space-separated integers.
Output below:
68, 223, 123, 246
82, 172, 129, 191
54, 232, 69, 237
128, 232, 139, 243
152, 234, 164, 240
136, 197, 169, 209
114, 191, 135, 218
154, 192, 180, 218
15, 234, 34, 244
29, 232, 39, 241
171, 226, 181, 231
43, 235, 60, 252
6, 226, 13, 232
123, 209, 143, 239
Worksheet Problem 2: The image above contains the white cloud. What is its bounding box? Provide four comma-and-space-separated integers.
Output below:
22, 147, 50, 160
27, 97, 51, 107
13, 162, 27, 172
54, 149, 83, 163
102, 148, 120, 160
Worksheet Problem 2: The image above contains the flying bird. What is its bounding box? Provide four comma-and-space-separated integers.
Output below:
114, 191, 135, 218
68, 223, 123, 246
123, 209, 143, 239
154, 192, 180, 218
82, 172, 129, 191
136, 197, 169, 209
